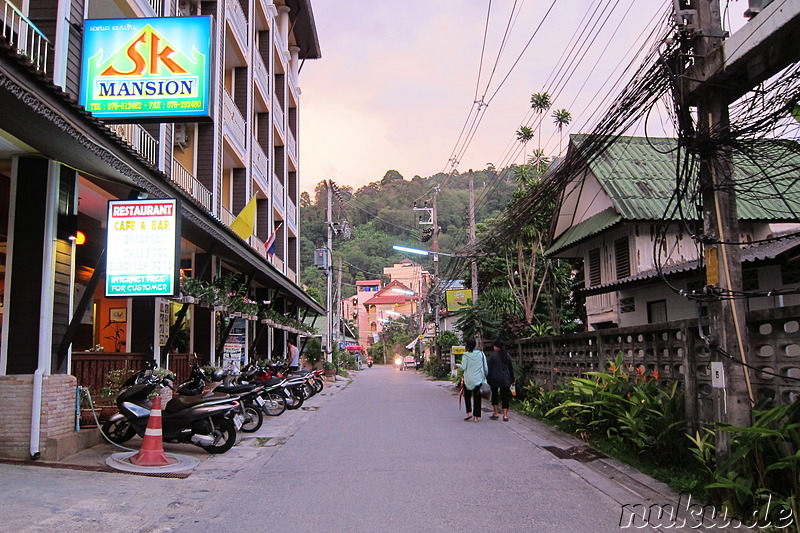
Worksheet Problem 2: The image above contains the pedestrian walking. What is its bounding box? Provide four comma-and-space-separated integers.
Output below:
457, 338, 488, 422
488, 339, 515, 422
287, 337, 300, 371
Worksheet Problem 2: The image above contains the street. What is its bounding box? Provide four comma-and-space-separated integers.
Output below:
1, 366, 678, 532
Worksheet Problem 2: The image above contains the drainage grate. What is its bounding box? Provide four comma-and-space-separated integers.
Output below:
0, 458, 191, 478
542, 445, 607, 463
301, 406, 319, 411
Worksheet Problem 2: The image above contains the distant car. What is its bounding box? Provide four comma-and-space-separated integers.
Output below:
404, 356, 416, 369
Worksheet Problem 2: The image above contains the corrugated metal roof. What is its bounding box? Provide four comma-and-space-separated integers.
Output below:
546, 208, 622, 256
577, 135, 800, 221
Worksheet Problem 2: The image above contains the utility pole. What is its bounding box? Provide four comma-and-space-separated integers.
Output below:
431, 188, 441, 362
325, 180, 333, 363
692, 0, 753, 458
468, 169, 479, 303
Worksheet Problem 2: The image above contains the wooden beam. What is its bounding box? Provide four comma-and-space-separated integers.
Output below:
681, 0, 800, 103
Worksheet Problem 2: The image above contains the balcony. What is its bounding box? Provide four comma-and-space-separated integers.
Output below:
2, 1, 50, 75
286, 196, 296, 231
253, 54, 269, 101
286, 127, 297, 164
226, 0, 248, 53
142, 0, 163, 16
286, 266, 296, 283
272, 176, 284, 212
272, 94, 284, 134
171, 158, 212, 211
221, 205, 235, 227
222, 89, 246, 158
112, 124, 159, 169
252, 143, 269, 192
248, 235, 267, 258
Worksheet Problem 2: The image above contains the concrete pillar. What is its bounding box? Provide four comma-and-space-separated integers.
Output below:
277, 5, 290, 52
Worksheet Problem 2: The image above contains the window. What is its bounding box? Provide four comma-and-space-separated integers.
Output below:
619, 297, 635, 313
781, 262, 800, 285
647, 300, 668, 324
588, 248, 601, 287
615, 237, 630, 279
742, 269, 759, 292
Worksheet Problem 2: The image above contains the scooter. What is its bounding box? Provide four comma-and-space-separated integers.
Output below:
101, 366, 242, 454
367, 356, 373, 368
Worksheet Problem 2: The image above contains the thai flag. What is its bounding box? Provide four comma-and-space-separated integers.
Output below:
264, 223, 282, 257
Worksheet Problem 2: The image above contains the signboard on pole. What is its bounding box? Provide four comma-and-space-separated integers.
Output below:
445, 289, 473, 312
80, 17, 213, 122
106, 199, 180, 297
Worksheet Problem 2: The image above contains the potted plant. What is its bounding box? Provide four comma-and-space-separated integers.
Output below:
79, 387, 101, 428
97, 368, 132, 420
323, 361, 336, 376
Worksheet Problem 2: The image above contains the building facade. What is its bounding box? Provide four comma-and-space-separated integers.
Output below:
0, 0, 323, 460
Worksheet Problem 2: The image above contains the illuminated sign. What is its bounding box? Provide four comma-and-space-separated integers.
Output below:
106, 199, 180, 297
81, 17, 212, 121
445, 289, 473, 312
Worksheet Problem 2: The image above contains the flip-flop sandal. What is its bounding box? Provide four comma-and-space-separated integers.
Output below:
490, 415, 499, 420
464, 415, 473, 421
503, 417, 509, 422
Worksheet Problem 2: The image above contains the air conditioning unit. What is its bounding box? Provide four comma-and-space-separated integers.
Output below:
174, 123, 190, 151
178, 0, 198, 17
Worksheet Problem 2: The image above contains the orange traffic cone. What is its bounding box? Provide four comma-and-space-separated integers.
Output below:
130, 395, 173, 467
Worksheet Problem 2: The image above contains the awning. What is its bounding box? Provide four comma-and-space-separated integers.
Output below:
345, 345, 364, 352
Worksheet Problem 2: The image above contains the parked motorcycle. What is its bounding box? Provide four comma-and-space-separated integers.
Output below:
101, 366, 241, 454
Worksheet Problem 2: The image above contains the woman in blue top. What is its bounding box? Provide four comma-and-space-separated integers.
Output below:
457, 338, 488, 422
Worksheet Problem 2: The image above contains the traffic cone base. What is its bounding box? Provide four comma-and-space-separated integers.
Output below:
130, 395, 174, 467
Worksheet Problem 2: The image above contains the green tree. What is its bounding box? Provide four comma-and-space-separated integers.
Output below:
530, 91, 551, 156
552, 108, 572, 156
515, 126, 535, 170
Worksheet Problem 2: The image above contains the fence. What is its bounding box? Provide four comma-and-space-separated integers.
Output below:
510, 304, 800, 430
72, 352, 195, 393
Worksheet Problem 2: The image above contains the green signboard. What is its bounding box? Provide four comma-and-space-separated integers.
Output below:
80, 17, 212, 122
106, 199, 180, 297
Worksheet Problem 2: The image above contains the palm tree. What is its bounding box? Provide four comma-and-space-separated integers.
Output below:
515, 125, 534, 163
552, 108, 572, 156
528, 148, 551, 177
530, 92, 551, 156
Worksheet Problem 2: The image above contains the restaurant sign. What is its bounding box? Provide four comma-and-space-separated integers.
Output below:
106, 199, 180, 297
80, 17, 213, 121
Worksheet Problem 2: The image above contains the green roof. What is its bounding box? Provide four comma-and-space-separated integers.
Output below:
546, 208, 622, 256
578, 135, 800, 221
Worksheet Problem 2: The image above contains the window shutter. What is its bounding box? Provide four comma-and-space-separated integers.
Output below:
615, 237, 630, 279
588, 249, 601, 287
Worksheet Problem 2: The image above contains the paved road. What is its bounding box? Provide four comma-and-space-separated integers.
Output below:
1, 366, 667, 532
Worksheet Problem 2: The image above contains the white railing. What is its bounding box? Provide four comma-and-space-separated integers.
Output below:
171, 159, 212, 211
286, 196, 296, 229
2, 0, 50, 74
252, 143, 268, 190
222, 89, 246, 155
286, 127, 297, 163
286, 266, 296, 283
271, 255, 284, 272
272, 94, 284, 132
221, 205, 235, 227
143, 0, 163, 16
112, 124, 159, 169
249, 235, 267, 258
272, 176, 284, 211
226, 0, 248, 51
253, 53, 269, 98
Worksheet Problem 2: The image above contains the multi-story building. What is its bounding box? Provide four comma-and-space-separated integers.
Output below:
0, 0, 322, 460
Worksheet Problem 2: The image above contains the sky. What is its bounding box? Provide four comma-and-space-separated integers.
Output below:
298, 0, 750, 193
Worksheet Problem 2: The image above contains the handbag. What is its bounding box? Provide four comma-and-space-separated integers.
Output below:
479, 382, 491, 399
510, 383, 517, 397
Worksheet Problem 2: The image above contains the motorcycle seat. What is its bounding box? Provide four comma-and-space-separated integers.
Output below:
165, 392, 231, 413
253, 377, 283, 387
214, 384, 253, 394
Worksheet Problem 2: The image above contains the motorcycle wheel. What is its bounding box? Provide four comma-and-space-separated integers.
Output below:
240, 405, 263, 433
262, 392, 286, 416
313, 378, 324, 394
284, 388, 304, 410
303, 382, 315, 399
101, 417, 136, 444
202, 416, 236, 454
